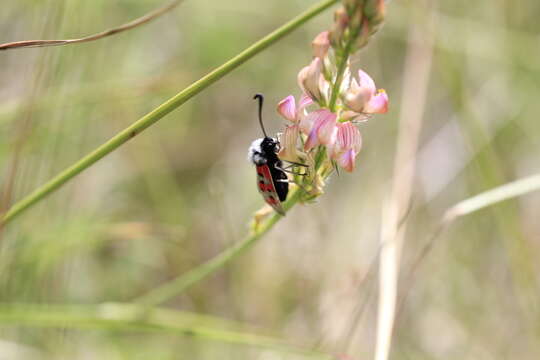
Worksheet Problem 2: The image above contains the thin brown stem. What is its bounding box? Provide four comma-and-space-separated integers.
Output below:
0, 0, 184, 51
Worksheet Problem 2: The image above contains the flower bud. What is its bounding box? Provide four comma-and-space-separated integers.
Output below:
330, 7, 349, 48
312, 31, 330, 59
355, 21, 370, 50
364, 0, 385, 25
342, 0, 357, 14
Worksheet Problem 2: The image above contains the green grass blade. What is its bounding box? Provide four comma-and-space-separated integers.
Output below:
444, 173, 540, 221
0, 302, 332, 358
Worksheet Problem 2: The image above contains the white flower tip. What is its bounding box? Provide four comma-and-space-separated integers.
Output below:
278, 125, 300, 161
344, 87, 372, 113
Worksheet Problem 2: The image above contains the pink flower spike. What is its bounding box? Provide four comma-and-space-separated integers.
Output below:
312, 31, 330, 59
357, 69, 376, 95
364, 89, 389, 114
277, 95, 297, 122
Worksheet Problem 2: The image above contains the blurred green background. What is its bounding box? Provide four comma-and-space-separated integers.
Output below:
1, 0, 540, 359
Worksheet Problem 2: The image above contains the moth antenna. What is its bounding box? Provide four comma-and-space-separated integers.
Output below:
253, 93, 268, 138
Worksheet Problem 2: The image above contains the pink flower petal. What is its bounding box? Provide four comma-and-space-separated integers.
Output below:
277, 95, 297, 122
358, 69, 376, 96
344, 86, 372, 113
298, 93, 313, 110
317, 113, 337, 146
299, 108, 326, 135
298, 58, 323, 103
297, 66, 310, 95
331, 122, 362, 163
363, 89, 388, 114
304, 127, 320, 151
301, 109, 335, 150
340, 110, 365, 121
338, 122, 362, 151
338, 148, 357, 172
299, 111, 315, 135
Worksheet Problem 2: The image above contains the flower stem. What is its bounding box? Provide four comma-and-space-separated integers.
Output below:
328, 49, 351, 111
136, 189, 302, 306
0, 0, 339, 225
328, 3, 364, 112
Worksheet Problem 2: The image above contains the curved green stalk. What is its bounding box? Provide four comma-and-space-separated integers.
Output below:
136, 141, 337, 306
0, 0, 339, 225
0, 302, 332, 358
136, 188, 302, 306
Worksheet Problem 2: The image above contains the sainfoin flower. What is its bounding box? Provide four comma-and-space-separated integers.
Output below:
343, 69, 388, 115
297, 57, 328, 104
330, 122, 362, 172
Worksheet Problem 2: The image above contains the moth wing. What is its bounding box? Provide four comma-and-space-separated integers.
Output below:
256, 164, 286, 216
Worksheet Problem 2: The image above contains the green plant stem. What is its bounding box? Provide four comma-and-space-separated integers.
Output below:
327, 9, 362, 111
0, 0, 339, 225
328, 48, 351, 111
0, 302, 332, 358
136, 189, 302, 306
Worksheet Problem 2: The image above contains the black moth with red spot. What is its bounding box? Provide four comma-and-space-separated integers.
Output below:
248, 94, 288, 215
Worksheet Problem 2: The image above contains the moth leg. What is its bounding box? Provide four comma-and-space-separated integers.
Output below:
282, 160, 309, 167
281, 161, 309, 175
275, 164, 308, 177
333, 160, 340, 176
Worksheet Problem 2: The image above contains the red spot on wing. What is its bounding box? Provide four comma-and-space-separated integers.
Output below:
266, 196, 277, 205
256, 165, 277, 194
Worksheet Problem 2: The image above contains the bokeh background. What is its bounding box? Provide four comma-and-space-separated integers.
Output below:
1, 0, 540, 359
